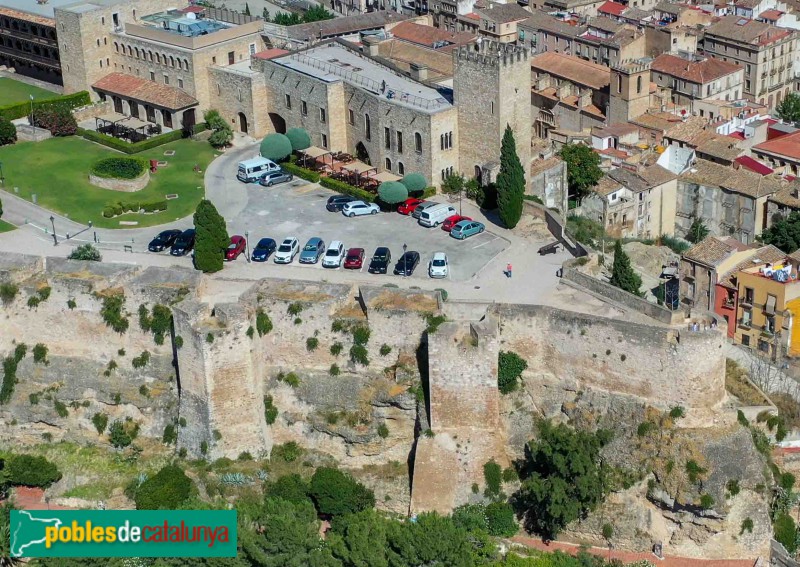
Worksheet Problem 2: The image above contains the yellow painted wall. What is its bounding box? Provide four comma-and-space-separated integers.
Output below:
787, 297, 800, 356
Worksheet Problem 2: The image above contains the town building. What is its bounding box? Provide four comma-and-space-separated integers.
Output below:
464, 3, 532, 44
701, 15, 796, 107
650, 53, 744, 107
751, 129, 800, 175
0, 3, 61, 85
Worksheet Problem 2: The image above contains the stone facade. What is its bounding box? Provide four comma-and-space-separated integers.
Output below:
89, 169, 149, 192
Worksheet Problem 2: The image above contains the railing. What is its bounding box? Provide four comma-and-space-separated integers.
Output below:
0, 27, 57, 48
0, 44, 60, 68
740, 297, 754, 307
739, 317, 752, 329
722, 298, 735, 309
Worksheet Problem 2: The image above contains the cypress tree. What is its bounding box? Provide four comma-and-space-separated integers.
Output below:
609, 240, 642, 296
193, 199, 228, 274
496, 124, 525, 229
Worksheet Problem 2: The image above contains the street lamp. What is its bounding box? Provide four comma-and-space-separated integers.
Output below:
49, 215, 57, 246
29, 95, 35, 142
245, 230, 251, 263
0, 161, 4, 186
402, 243, 407, 277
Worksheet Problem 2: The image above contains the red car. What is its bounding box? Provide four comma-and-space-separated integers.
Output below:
344, 247, 365, 269
397, 198, 425, 215
225, 235, 247, 261
442, 215, 472, 232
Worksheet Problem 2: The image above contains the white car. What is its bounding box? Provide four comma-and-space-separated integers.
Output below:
322, 240, 346, 268
274, 237, 300, 264
428, 252, 449, 278
342, 201, 380, 217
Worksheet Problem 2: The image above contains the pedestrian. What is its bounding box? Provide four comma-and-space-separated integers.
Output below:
506, 263, 512, 278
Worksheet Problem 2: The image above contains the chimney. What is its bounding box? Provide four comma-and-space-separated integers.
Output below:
410, 62, 428, 81
363, 36, 380, 57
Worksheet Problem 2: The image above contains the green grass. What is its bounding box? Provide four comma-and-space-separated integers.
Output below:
0, 136, 216, 228
0, 219, 16, 232
0, 78, 58, 106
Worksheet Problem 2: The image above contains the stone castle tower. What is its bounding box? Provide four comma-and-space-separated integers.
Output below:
609, 59, 652, 125
453, 39, 531, 185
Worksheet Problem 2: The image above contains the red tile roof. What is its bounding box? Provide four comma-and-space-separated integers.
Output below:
254, 48, 290, 60
0, 6, 54, 26
728, 131, 746, 140
758, 9, 784, 19
531, 51, 610, 90
652, 53, 741, 84
598, 1, 626, 15
464, 12, 480, 20
754, 130, 800, 161
734, 155, 774, 175
180, 5, 206, 13
93, 73, 198, 111
389, 21, 476, 49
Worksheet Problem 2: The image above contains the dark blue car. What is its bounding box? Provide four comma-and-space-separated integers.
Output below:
251, 238, 277, 262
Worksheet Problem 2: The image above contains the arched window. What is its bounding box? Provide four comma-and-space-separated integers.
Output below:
169, 56, 174, 67
134, 47, 139, 59
364, 114, 371, 140
414, 132, 422, 153
398, 162, 404, 175
183, 58, 189, 70
636, 75, 642, 93
127, 45, 132, 56
156, 53, 161, 64
440, 133, 444, 150
148, 50, 153, 61
385, 158, 392, 171
617, 73, 622, 93
448, 132, 453, 147
114, 42, 119, 52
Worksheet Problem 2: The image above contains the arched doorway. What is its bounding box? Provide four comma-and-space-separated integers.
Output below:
182, 108, 196, 132
268, 113, 286, 134
355, 142, 371, 165
474, 165, 483, 186
238, 112, 248, 134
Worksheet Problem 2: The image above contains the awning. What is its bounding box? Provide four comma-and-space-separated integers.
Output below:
766, 295, 776, 315
96, 113, 127, 123
342, 160, 376, 174
370, 171, 400, 182
300, 146, 331, 159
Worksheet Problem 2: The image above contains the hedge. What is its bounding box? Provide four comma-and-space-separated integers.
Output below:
280, 161, 320, 183
78, 123, 208, 154
103, 199, 168, 218
91, 157, 147, 179
0, 91, 91, 121
320, 177, 375, 202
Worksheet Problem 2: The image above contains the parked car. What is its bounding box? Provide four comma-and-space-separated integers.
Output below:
326, 195, 357, 212
368, 247, 392, 274
148, 229, 182, 252
251, 238, 277, 262
225, 235, 247, 261
274, 237, 300, 264
397, 198, 425, 215
412, 201, 439, 219
450, 220, 485, 240
428, 252, 449, 279
419, 204, 457, 228
299, 237, 326, 264
170, 229, 195, 256
342, 201, 380, 217
344, 248, 365, 270
442, 214, 472, 232
322, 240, 346, 268
258, 170, 293, 187
237, 157, 280, 183
393, 251, 420, 276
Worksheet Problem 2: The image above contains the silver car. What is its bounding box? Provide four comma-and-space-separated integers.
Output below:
274, 237, 300, 263
412, 201, 439, 219
299, 237, 326, 264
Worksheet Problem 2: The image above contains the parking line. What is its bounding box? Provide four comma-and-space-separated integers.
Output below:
472, 237, 497, 249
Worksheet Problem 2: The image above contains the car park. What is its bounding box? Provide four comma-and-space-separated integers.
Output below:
170, 229, 195, 256
342, 201, 380, 217
259, 170, 293, 187
322, 240, 346, 268
274, 237, 300, 264
148, 229, 182, 252
394, 251, 420, 276
326, 195, 357, 212
419, 204, 457, 228
442, 215, 472, 232
299, 237, 326, 264
237, 157, 280, 183
368, 247, 392, 274
428, 252, 449, 278
251, 238, 277, 262
450, 220, 485, 240
344, 248, 365, 270
225, 235, 247, 261
397, 198, 424, 215
412, 201, 439, 219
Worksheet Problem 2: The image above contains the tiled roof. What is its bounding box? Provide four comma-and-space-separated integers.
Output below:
767, 184, 800, 207
663, 115, 709, 144
694, 132, 744, 161
759, 9, 784, 19
705, 15, 792, 45
530, 156, 563, 176
683, 236, 741, 266
476, 3, 532, 23
531, 51, 610, 90
286, 11, 410, 40
389, 21, 476, 49
0, 6, 53, 26
592, 175, 624, 196
679, 159, 784, 198
652, 53, 741, 84
92, 73, 198, 111
598, 1, 626, 16
592, 123, 639, 138
520, 11, 583, 38
655, 1, 683, 15
253, 48, 290, 60
631, 111, 683, 131
734, 155, 773, 175
586, 16, 624, 33
753, 130, 800, 161
718, 244, 787, 287
608, 164, 676, 192
377, 40, 453, 80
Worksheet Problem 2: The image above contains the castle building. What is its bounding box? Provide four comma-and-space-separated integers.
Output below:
0, 1, 65, 85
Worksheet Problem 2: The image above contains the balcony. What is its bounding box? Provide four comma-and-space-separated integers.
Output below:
738, 318, 752, 329
740, 296, 754, 307
0, 44, 60, 69
722, 298, 735, 309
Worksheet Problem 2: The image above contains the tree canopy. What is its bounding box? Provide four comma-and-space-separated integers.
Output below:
309, 467, 375, 517
134, 464, 195, 510
685, 217, 709, 244
609, 240, 642, 296
286, 128, 311, 151
0, 115, 16, 146
260, 133, 293, 162
378, 181, 409, 204
496, 125, 525, 229
760, 212, 800, 253
559, 144, 602, 203
193, 199, 229, 273
400, 173, 427, 194
776, 92, 800, 125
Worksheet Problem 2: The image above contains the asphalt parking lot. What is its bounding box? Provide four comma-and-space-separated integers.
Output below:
220, 179, 509, 282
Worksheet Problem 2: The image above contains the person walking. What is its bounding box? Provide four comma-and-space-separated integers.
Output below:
506, 263, 512, 278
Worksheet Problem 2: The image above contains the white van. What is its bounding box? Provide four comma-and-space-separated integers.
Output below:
237, 157, 280, 183
418, 203, 457, 227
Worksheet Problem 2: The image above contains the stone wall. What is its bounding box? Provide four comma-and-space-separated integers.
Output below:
89, 170, 149, 192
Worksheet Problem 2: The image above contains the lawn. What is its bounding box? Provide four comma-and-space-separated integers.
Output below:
0, 77, 58, 106
0, 136, 217, 228
0, 219, 16, 232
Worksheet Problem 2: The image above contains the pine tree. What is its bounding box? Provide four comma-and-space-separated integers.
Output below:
686, 217, 710, 243
193, 199, 229, 274
244, 2, 251, 16
609, 240, 642, 296
496, 124, 525, 229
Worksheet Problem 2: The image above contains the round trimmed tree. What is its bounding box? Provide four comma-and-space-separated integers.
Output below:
260, 133, 293, 162
0, 116, 17, 146
193, 199, 229, 274
286, 127, 311, 151
400, 173, 427, 194
378, 181, 408, 205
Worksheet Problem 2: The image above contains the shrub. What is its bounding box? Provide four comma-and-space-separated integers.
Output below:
0, 115, 17, 146
280, 161, 320, 182
486, 502, 518, 537
379, 344, 392, 356
287, 302, 304, 316
498, 351, 527, 394
134, 464, 195, 510
320, 177, 375, 202
260, 133, 293, 161
400, 173, 427, 193
91, 157, 147, 179
174, 336, 184, 349
435, 288, 449, 302
139, 385, 150, 398
350, 344, 369, 366
13, 343, 27, 363
200, 440, 208, 455
281, 372, 300, 388
775, 514, 797, 553
329, 364, 340, 376
32, 105, 77, 136
132, 351, 150, 369
669, 406, 686, 419
67, 298, 77, 310
741, 517, 754, 534
330, 342, 343, 356
206, 333, 214, 343
352, 325, 370, 345
378, 181, 409, 205
264, 395, 278, 425
309, 466, 376, 516
92, 412, 108, 435
1, 356, 18, 404
483, 459, 502, 497
256, 309, 273, 336
100, 294, 128, 333
29, 392, 39, 405
6, 454, 62, 487
27, 296, 40, 310
246, 326, 254, 339
727, 479, 741, 497
53, 399, 69, 418
0, 282, 19, 305
272, 441, 302, 462
306, 337, 319, 351
0, 91, 90, 121
780, 472, 796, 492
286, 127, 311, 151
213, 429, 222, 441
108, 419, 133, 448
502, 467, 519, 482
293, 317, 302, 325
32, 343, 48, 365
425, 314, 446, 334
